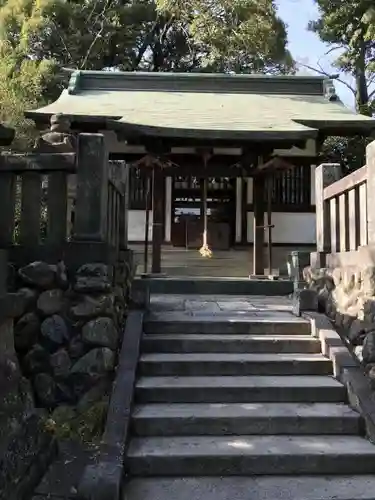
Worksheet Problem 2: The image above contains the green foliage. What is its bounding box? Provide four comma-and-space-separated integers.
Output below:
309, 1, 375, 170
320, 135, 372, 172
0, 0, 295, 149
155, 0, 295, 73
50, 399, 109, 444
0, 44, 58, 151
0, 0, 294, 73
309, 0, 375, 116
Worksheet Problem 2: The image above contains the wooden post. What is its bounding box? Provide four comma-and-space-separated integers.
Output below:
366, 141, 375, 245
151, 168, 164, 273
235, 178, 242, 243
253, 174, 265, 275
311, 163, 341, 268
266, 176, 274, 275
117, 162, 130, 250
144, 175, 151, 273
73, 133, 108, 241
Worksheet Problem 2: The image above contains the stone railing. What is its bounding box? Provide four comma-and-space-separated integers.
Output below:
300, 140, 375, 381
309, 140, 375, 269
0, 121, 137, 495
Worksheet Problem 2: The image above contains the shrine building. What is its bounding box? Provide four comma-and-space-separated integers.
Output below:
27, 71, 375, 275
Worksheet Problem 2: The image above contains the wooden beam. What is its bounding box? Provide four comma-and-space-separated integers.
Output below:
113, 134, 309, 151
110, 152, 315, 177
256, 156, 296, 173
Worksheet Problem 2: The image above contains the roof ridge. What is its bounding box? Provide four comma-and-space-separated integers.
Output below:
67, 70, 327, 96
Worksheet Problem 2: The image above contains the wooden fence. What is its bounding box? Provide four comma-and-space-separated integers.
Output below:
313, 140, 375, 268
0, 133, 129, 272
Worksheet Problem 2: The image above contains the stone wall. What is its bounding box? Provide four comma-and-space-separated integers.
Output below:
304, 264, 375, 383
0, 275, 56, 499
11, 258, 133, 441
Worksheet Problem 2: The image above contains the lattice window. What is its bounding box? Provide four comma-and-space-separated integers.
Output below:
129, 167, 151, 210
272, 165, 311, 209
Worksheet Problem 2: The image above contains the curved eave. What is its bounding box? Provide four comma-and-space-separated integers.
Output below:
105, 118, 318, 142
297, 119, 375, 137
24, 110, 121, 124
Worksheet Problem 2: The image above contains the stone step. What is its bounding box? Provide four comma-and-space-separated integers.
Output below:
136, 277, 294, 296
135, 376, 346, 404
142, 334, 321, 354
155, 267, 250, 278
123, 475, 375, 500
132, 402, 362, 436
139, 353, 332, 376
127, 435, 375, 476
144, 315, 310, 335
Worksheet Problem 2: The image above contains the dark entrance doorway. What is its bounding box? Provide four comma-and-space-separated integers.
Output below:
171, 176, 235, 250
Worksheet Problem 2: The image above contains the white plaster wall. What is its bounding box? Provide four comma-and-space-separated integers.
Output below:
129, 209, 316, 244
247, 212, 316, 244
128, 210, 153, 241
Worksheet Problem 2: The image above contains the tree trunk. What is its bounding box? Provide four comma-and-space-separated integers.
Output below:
355, 36, 371, 116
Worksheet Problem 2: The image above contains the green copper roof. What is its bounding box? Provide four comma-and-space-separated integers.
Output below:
26, 71, 375, 140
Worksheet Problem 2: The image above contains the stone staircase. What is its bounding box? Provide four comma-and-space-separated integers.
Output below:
123, 295, 375, 500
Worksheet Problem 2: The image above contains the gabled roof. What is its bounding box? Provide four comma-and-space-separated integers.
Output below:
26, 71, 375, 140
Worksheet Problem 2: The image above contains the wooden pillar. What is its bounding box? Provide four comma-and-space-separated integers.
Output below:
253, 174, 265, 275
235, 178, 242, 243
151, 168, 164, 273
119, 163, 129, 249
366, 141, 375, 245
165, 176, 172, 242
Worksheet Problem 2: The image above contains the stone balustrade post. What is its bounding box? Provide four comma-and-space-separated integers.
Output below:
366, 141, 375, 245
311, 163, 341, 268
73, 133, 108, 242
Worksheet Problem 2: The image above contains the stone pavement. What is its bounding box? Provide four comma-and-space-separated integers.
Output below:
149, 293, 296, 313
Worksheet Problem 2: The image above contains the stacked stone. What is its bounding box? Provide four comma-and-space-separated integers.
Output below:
304, 265, 375, 384
13, 261, 127, 411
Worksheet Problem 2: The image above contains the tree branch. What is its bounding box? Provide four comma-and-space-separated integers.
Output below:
80, 0, 113, 69
131, 20, 159, 70
80, 22, 105, 69
50, 20, 74, 62
296, 61, 356, 95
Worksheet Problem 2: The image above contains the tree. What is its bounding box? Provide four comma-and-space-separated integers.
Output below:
0, 44, 58, 151
319, 135, 371, 172
156, 0, 294, 73
305, 1, 375, 171
0, 0, 294, 73
308, 0, 375, 116
0, 0, 294, 152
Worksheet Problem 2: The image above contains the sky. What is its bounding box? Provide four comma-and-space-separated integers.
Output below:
276, 0, 354, 108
